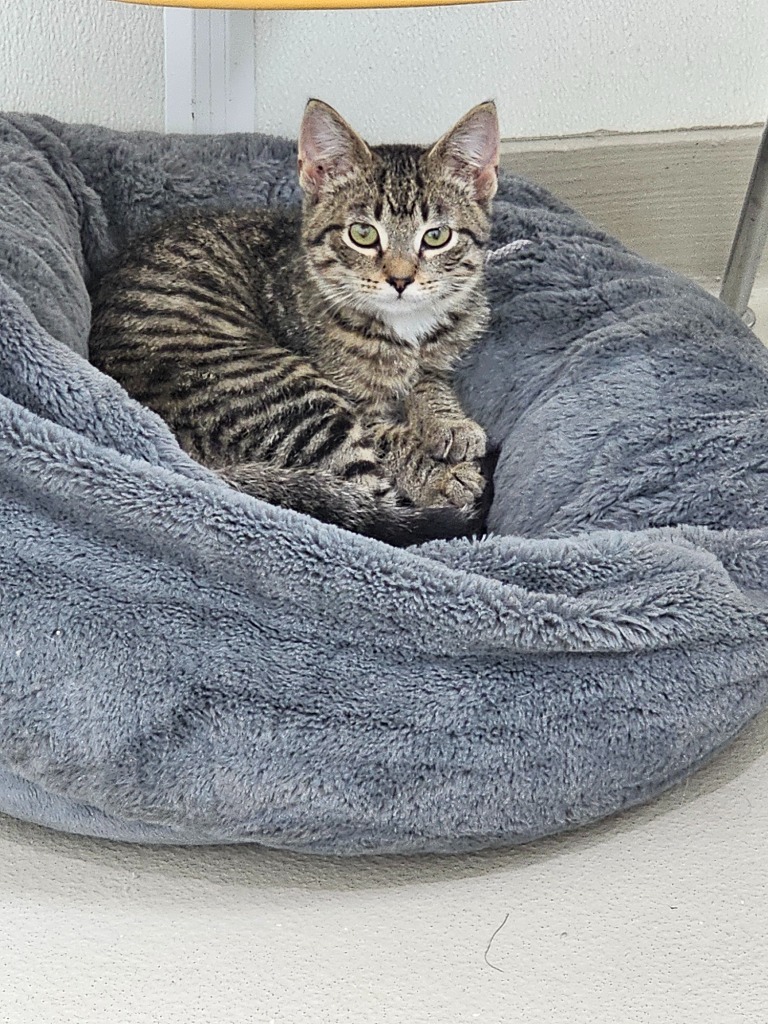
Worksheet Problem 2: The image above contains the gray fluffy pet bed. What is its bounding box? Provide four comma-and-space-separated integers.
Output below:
1, 113, 767, 855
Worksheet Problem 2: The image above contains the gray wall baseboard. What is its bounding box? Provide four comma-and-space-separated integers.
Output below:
500, 126, 764, 285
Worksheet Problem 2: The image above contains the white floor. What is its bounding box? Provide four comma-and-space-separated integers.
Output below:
3, 285, 768, 1024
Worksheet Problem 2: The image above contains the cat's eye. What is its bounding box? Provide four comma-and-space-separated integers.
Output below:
422, 226, 453, 249
348, 223, 380, 248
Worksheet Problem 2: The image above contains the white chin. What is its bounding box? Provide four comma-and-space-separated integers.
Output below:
374, 298, 442, 345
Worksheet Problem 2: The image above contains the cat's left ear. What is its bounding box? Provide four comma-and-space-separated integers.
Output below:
427, 101, 500, 205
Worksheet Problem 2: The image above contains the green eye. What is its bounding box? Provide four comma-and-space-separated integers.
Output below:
422, 226, 452, 249
349, 223, 380, 248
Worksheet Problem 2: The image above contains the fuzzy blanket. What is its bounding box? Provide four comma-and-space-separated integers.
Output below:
0, 113, 767, 854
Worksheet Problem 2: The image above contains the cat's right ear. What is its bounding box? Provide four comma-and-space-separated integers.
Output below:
298, 100, 372, 200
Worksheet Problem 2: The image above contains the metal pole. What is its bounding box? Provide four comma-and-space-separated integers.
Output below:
720, 117, 768, 320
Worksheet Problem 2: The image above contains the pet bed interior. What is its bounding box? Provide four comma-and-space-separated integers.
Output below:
1, 113, 767, 855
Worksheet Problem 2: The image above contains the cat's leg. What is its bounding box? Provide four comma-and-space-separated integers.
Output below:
371, 421, 487, 510
252, 385, 400, 506
164, 341, 399, 502
407, 373, 487, 464
375, 430, 487, 509
372, 374, 488, 508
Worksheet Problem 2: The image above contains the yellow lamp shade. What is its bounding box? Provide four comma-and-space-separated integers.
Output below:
118, 0, 504, 8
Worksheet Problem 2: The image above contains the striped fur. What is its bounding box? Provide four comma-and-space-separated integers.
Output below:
89, 101, 499, 544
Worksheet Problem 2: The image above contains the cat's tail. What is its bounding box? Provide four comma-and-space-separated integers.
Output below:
217, 462, 487, 546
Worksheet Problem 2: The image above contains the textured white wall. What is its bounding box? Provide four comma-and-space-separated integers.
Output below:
253, 0, 768, 142
0, 0, 164, 132
0, 0, 766, 140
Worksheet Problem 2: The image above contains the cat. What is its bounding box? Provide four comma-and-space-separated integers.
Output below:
88, 99, 500, 546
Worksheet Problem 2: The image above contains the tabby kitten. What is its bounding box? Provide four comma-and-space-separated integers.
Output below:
89, 99, 499, 545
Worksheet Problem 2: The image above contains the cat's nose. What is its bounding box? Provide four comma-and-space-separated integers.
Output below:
387, 275, 414, 295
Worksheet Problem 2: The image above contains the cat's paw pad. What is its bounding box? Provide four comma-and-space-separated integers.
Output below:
431, 461, 487, 508
423, 418, 487, 464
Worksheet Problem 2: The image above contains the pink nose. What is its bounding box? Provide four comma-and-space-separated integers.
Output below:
387, 275, 413, 295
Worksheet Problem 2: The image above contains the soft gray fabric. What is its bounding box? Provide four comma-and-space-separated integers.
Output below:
1, 114, 767, 855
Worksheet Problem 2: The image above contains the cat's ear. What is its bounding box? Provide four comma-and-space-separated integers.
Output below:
298, 100, 372, 199
427, 101, 500, 204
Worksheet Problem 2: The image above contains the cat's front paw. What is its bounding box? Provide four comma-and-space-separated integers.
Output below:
428, 460, 487, 509
422, 417, 487, 464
